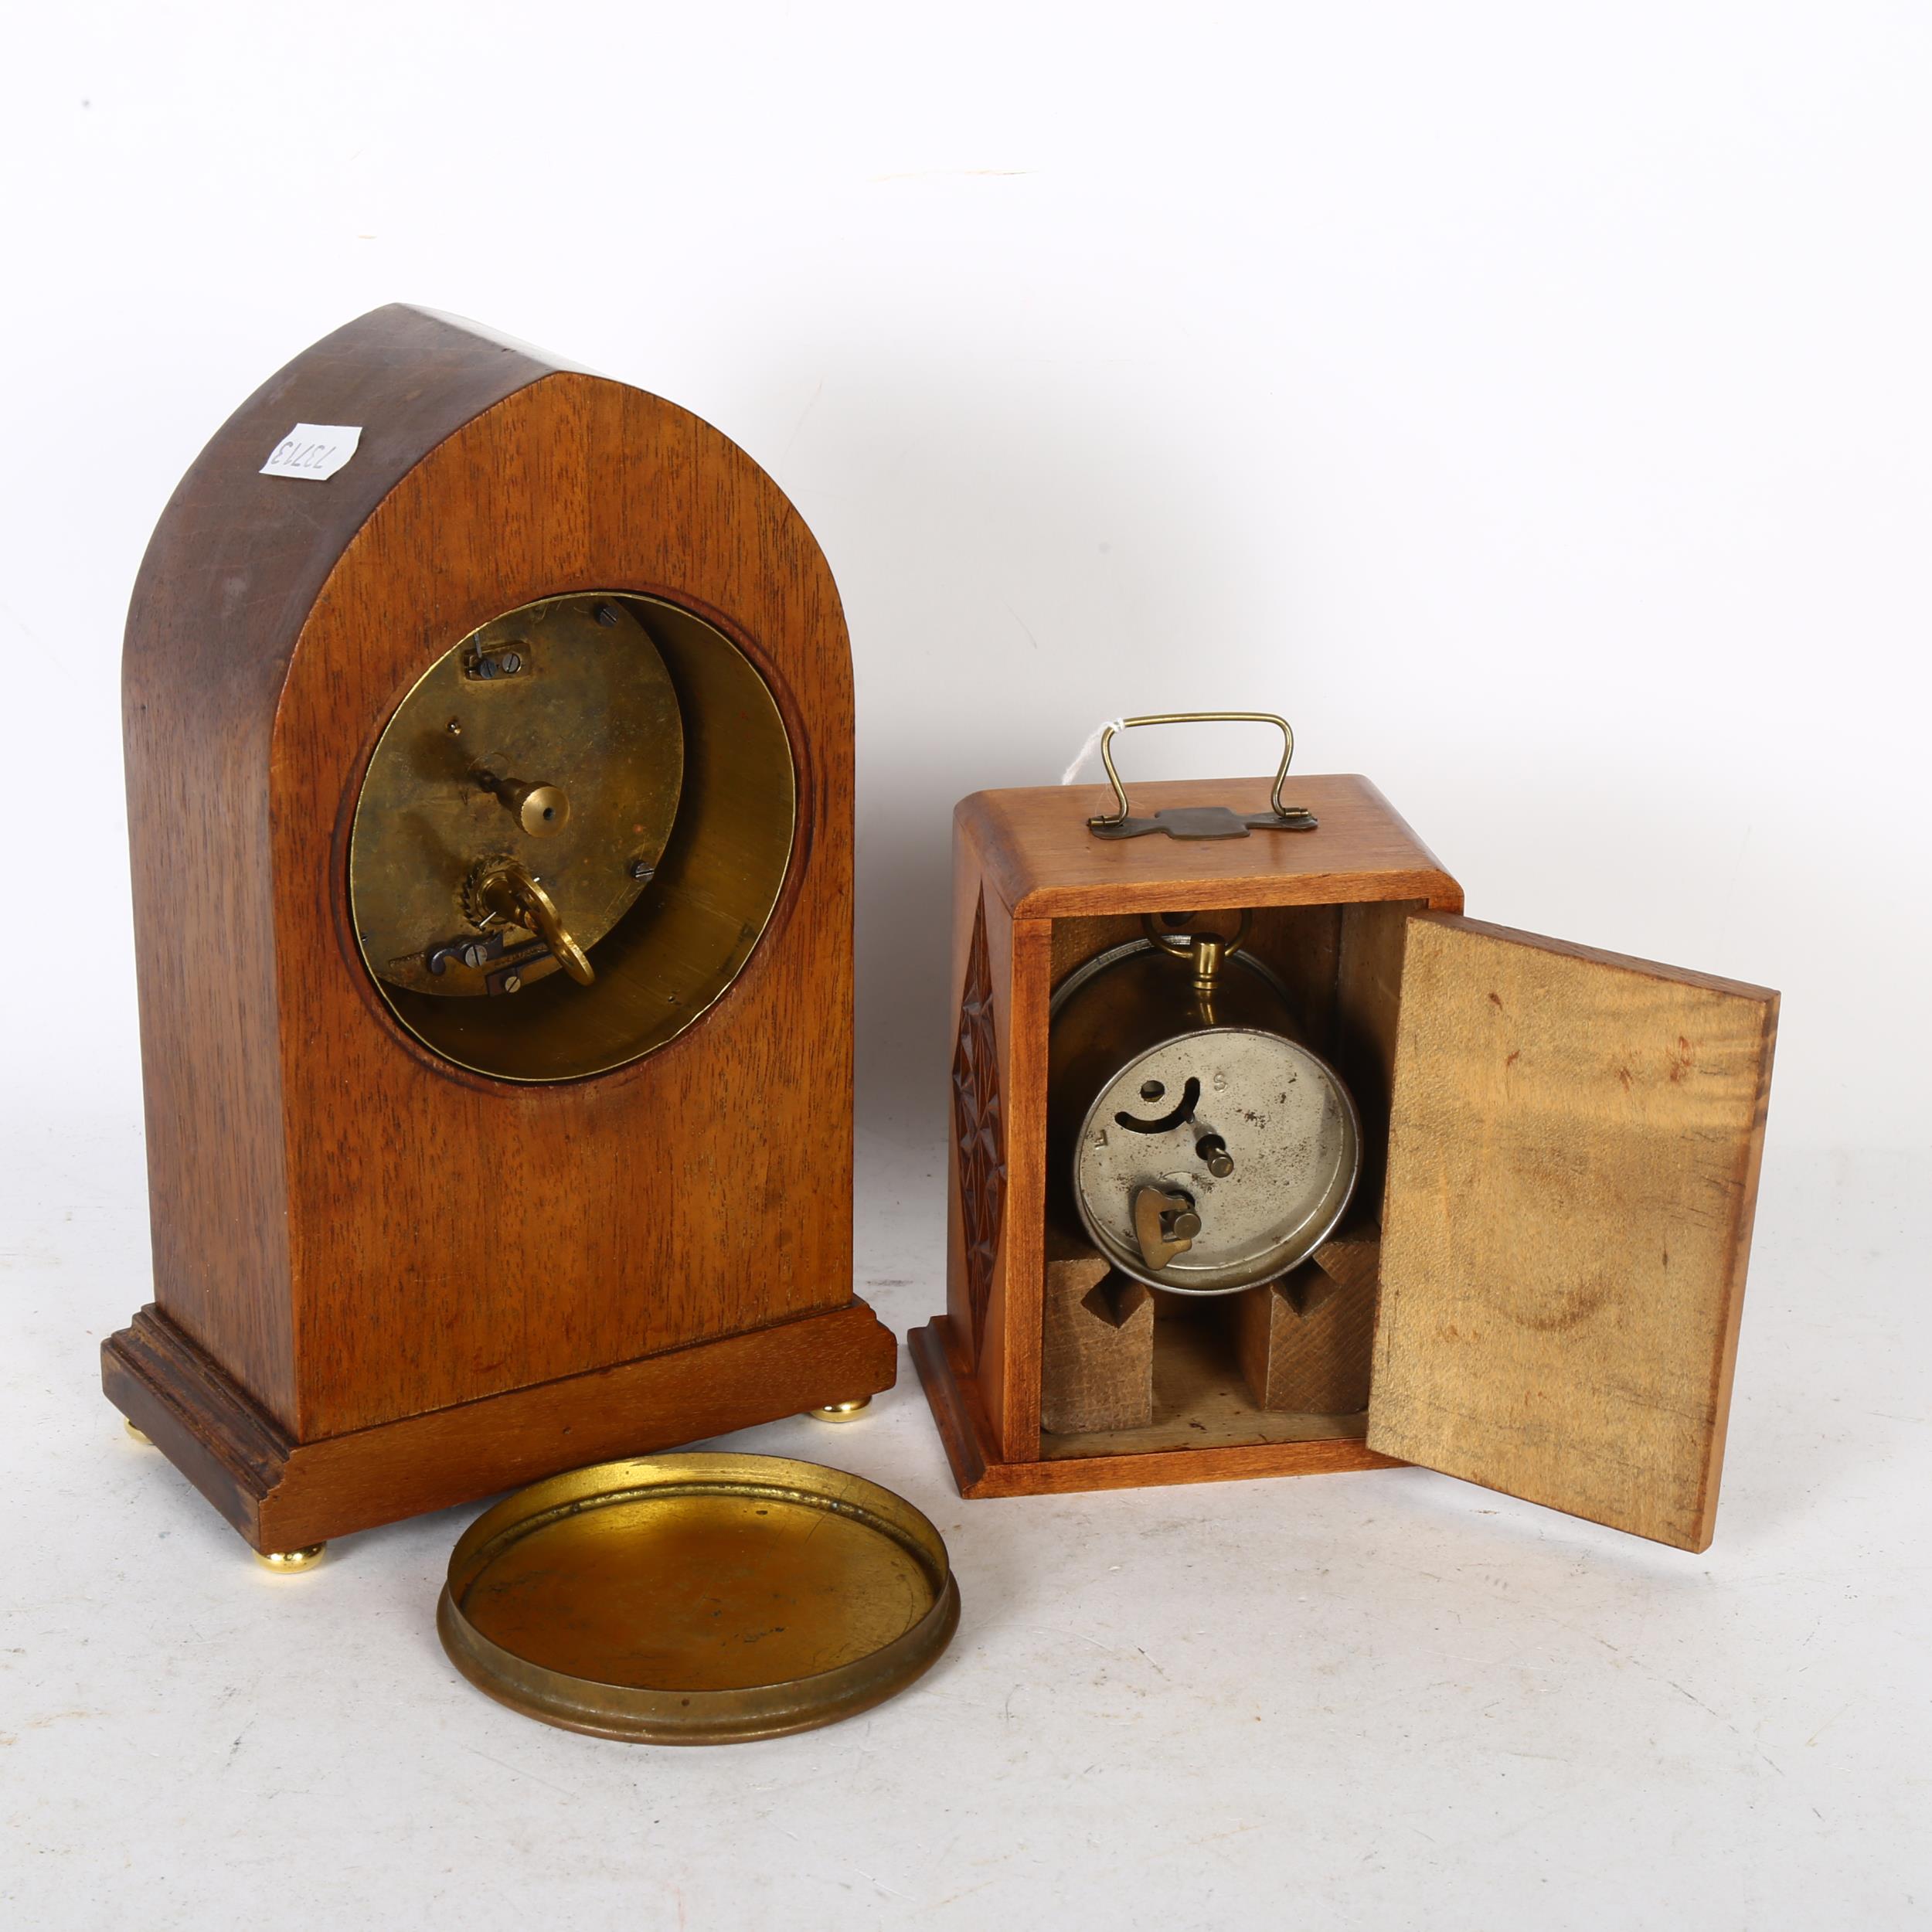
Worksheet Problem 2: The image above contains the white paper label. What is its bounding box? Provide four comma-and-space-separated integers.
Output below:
260, 423, 362, 481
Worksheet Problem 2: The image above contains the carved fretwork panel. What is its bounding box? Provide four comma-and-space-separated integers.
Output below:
951, 893, 1006, 1360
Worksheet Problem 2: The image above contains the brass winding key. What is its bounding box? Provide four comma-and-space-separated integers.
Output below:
472, 859, 595, 985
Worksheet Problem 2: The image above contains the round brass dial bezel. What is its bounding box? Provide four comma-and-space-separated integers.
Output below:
348, 593, 797, 1084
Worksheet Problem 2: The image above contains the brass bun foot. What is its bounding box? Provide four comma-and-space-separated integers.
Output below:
807, 1397, 873, 1423
123, 1417, 152, 1445
256, 1544, 328, 1573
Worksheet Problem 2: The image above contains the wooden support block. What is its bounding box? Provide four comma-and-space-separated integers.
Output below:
1234, 1264, 1375, 1415
1312, 1222, 1381, 1298
1042, 1233, 1155, 1434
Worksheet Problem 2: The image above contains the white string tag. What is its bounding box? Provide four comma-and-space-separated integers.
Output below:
1060, 717, 1125, 786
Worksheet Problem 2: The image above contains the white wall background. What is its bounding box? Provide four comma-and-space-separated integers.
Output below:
6, 0, 1928, 1153
4, 9, 1929, 1931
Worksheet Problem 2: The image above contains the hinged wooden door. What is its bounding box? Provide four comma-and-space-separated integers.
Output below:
1366, 913, 1777, 1551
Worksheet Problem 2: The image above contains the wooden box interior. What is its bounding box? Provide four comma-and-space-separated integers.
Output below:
1036, 898, 1424, 1464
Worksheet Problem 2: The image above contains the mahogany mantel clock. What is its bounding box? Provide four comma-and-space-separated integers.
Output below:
104, 305, 894, 1563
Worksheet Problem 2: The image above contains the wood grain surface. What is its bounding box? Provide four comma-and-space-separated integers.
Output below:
968, 774, 1459, 920
1235, 1265, 1376, 1415
1312, 1222, 1383, 1298
108, 305, 886, 1544
919, 777, 1461, 1498
951, 892, 1006, 1362
1040, 1304, 1373, 1461
1039, 1233, 1154, 1435
910, 1318, 1399, 1497
121, 306, 563, 1420
107, 1299, 895, 1552
1367, 913, 1778, 1551
940, 831, 1045, 1455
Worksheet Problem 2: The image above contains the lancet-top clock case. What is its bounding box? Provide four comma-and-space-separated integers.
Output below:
104, 306, 894, 1558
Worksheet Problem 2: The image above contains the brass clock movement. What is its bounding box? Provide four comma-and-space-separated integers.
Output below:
347, 589, 793, 1080
104, 306, 893, 1561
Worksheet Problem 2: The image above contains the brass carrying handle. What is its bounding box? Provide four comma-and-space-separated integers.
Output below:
1087, 713, 1301, 829
478, 862, 595, 986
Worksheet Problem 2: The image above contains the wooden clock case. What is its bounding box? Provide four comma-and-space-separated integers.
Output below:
910, 774, 1777, 1553
104, 305, 895, 1556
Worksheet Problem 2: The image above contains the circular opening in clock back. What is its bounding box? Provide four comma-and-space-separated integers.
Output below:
348, 592, 797, 1082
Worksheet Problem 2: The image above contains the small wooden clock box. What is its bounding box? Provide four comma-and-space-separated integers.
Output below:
911, 743, 1777, 1553
104, 306, 895, 1560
